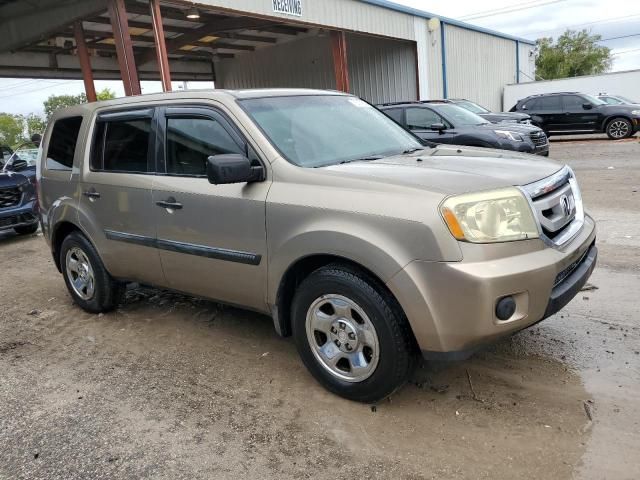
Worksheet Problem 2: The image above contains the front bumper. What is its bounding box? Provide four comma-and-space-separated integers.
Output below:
387, 215, 596, 359
0, 200, 39, 231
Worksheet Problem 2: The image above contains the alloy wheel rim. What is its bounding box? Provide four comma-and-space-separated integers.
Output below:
609, 120, 629, 138
65, 247, 95, 300
305, 294, 380, 383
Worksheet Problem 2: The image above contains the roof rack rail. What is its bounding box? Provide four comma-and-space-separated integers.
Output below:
377, 101, 423, 107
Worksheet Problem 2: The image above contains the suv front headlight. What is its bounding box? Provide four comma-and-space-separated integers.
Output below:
631, 109, 640, 116
440, 187, 539, 243
494, 130, 524, 142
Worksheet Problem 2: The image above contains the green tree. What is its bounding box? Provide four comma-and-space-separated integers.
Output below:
96, 88, 116, 101
43, 87, 117, 119
25, 113, 46, 137
0, 113, 26, 148
536, 29, 612, 80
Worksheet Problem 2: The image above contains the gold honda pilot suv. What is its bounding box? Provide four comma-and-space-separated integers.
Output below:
38, 89, 597, 402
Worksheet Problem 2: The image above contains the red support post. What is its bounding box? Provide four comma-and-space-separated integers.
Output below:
330, 31, 349, 92
108, 0, 141, 96
74, 21, 97, 102
149, 0, 172, 91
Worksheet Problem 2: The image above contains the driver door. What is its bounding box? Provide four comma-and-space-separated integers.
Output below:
152, 106, 271, 311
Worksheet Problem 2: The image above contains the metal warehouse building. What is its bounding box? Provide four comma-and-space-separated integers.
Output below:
0, 0, 535, 111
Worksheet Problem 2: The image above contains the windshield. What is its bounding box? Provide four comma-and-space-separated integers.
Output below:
15, 148, 38, 165
456, 100, 490, 114
433, 104, 490, 126
616, 95, 636, 104
239, 95, 423, 168
582, 94, 606, 106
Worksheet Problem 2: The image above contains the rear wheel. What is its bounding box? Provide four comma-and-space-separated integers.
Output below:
606, 117, 633, 139
60, 231, 123, 313
14, 224, 38, 235
291, 264, 415, 403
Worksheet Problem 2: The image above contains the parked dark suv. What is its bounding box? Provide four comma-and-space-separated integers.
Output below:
379, 102, 549, 156
0, 143, 39, 235
427, 99, 532, 124
510, 92, 640, 139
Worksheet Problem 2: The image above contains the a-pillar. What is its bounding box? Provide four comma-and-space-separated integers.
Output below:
149, 0, 171, 91
73, 21, 97, 102
330, 31, 349, 92
107, 0, 141, 96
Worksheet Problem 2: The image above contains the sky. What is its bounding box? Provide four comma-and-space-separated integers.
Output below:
1, 0, 639, 117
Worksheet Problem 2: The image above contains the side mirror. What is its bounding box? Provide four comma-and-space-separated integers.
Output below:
206, 154, 264, 185
430, 123, 446, 132
582, 103, 593, 110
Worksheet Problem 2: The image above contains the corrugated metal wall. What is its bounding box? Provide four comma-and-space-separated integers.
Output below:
518, 42, 536, 83
215, 35, 336, 90
444, 24, 517, 110
425, 23, 443, 99
346, 33, 417, 103
216, 33, 417, 105
196, 0, 416, 40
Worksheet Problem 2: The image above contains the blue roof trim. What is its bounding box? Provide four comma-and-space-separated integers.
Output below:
359, 0, 536, 46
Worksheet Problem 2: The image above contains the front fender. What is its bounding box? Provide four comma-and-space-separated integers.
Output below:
266, 210, 454, 306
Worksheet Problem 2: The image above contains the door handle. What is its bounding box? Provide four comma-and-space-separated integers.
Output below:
83, 189, 100, 200
156, 197, 183, 210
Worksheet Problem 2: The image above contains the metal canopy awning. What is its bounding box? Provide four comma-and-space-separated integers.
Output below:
0, 0, 311, 86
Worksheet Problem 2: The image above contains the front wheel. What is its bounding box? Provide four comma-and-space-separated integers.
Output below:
291, 264, 415, 403
60, 231, 123, 313
606, 117, 633, 139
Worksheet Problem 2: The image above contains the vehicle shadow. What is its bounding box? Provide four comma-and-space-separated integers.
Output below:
0, 229, 40, 245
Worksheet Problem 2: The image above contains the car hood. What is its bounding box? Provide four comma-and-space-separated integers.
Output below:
479, 112, 531, 123
0, 171, 29, 188
322, 145, 562, 195
476, 122, 544, 134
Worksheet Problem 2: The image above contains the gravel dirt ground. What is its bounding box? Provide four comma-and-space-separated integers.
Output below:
1, 135, 638, 480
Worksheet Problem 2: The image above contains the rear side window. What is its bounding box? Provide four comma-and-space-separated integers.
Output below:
538, 96, 562, 111
166, 117, 242, 176
383, 108, 404, 124
46, 116, 82, 170
92, 118, 152, 173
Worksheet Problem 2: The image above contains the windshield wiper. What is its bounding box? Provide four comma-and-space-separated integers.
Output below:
402, 147, 424, 154
338, 155, 384, 165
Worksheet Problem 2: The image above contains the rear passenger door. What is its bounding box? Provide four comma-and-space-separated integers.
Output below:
405, 107, 454, 144
530, 96, 563, 132
78, 108, 165, 286
151, 106, 270, 311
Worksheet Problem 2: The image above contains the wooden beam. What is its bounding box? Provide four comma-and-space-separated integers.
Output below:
61, 28, 278, 46
107, 0, 141, 95
331, 31, 349, 92
137, 17, 280, 66
74, 21, 97, 102
149, 0, 172, 92
192, 41, 255, 51
86, 16, 194, 35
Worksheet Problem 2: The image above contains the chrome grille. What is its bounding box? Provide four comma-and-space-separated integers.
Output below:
530, 131, 548, 147
523, 166, 584, 246
0, 187, 21, 209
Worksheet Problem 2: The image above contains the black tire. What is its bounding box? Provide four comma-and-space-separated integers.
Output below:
606, 117, 633, 140
291, 264, 416, 403
14, 224, 38, 235
60, 231, 123, 313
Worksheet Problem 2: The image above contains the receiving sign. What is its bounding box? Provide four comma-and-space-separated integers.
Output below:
272, 0, 302, 16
